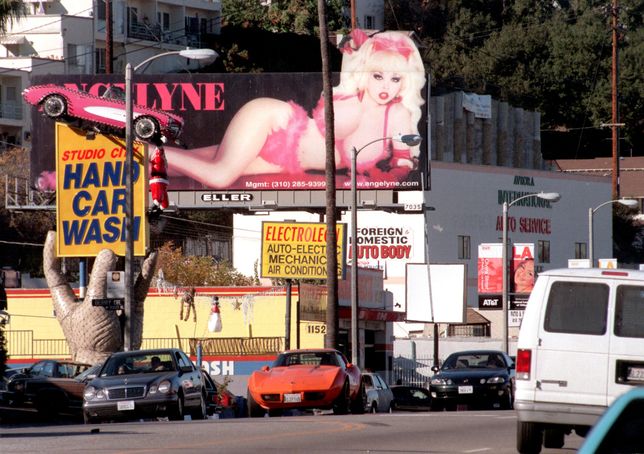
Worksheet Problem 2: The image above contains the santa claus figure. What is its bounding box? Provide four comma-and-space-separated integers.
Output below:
149, 140, 169, 213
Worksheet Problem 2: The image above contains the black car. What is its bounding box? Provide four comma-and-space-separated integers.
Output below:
391, 385, 432, 411
429, 350, 515, 411
83, 348, 206, 423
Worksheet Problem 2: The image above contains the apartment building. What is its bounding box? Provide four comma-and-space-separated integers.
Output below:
0, 0, 221, 150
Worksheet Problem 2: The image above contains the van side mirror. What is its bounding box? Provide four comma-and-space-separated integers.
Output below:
431, 365, 439, 373
261, 365, 270, 372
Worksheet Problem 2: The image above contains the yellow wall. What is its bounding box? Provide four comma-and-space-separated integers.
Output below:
5, 288, 325, 356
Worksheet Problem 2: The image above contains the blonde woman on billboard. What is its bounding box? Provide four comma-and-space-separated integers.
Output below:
164, 30, 426, 189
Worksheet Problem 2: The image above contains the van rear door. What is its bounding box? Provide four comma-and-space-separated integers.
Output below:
608, 283, 644, 404
535, 279, 610, 407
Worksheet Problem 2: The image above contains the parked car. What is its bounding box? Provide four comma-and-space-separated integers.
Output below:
429, 350, 515, 411
3, 359, 92, 407
83, 348, 206, 423
22, 84, 184, 142
515, 268, 644, 454
247, 349, 364, 417
362, 372, 394, 413
579, 387, 644, 454
390, 385, 432, 411
200, 369, 238, 417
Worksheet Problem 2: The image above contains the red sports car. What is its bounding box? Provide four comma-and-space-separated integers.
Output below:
22, 84, 184, 142
247, 349, 364, 417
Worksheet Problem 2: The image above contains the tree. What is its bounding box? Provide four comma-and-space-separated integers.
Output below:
0, 0, 26, 34
154, 242, 258, 287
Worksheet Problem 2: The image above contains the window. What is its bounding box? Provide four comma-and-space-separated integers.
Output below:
544, 282, 608, 335
67, 44, 78, 66
157, 11, 170, 31
575, 242, 588, 259
95, 48, 106, 73
96, 0, 106, 21
537, 240, 550, 263
615, 286, 644, 338
176, 351, 192, 370
364, 15, 375, 29
457, 235, 471, 260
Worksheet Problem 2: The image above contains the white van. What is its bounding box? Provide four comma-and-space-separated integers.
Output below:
515, 268, 644, 454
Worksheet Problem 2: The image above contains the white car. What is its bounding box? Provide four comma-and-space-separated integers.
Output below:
362, 372, 394, 413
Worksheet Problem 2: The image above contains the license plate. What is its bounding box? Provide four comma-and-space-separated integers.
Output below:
458, 386, 473, 394
117, 400, 135, 411
627, 367, 644, 381
284, 393, 301, 403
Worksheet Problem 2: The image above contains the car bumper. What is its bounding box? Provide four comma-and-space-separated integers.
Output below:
515, 399, 605, 427
83, 395, 179, 421
430, 384, 511, 404
253, 386, 343, 411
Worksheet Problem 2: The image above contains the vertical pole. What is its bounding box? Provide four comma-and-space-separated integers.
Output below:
79, 259, 87, 299
351, 147, 358, 365
124, 63, 133, 351
588, 207, 594, 267
611, 0, 620, 199
285, 279, 292, 350
105, 0, 113, 74
296, 281, 301, 349
501, 201, 509, 354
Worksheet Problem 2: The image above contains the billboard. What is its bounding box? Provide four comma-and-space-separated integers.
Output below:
260, 221, 347, 279
477, 242, 535, 299
55, 123, 148, 257
405, 263, 467, 323
30, 31, 427, 200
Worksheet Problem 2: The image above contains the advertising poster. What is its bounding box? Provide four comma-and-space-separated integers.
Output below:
477, 243, 503, 293
260, 221, 346, 279
55, 123, 148, 257
511, 243, 535, 294
478, 242, 535, 296
29, 31, 428, 194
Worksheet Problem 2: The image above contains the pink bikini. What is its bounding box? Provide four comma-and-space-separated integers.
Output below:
257, 94, 412, 175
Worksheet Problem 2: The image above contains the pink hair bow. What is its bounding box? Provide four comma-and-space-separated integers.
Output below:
371, 35, 415, 60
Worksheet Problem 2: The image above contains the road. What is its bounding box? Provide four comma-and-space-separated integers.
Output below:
0, 410, 585, 453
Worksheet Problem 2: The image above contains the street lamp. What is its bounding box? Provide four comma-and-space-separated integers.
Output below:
501, 191, 561, 354
588, 198, 638, 266
350, 133, 422, 366
124, 48, 218, 351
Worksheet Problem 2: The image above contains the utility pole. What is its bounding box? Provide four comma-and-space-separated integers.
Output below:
317, 0, 338, 350
610, 0, 620, 199
105, 0, 113, 74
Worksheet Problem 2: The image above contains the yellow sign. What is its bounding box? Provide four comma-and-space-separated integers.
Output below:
261, 221, 346, 279
55, 123, 148, 257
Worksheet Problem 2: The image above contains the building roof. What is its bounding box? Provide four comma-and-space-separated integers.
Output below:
555, 157, 644, 198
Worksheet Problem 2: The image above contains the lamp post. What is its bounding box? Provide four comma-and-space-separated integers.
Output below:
350, 134, 421, 366
588, 198, 638, 266
501, 191, 561, 354
123, 48, 217, 351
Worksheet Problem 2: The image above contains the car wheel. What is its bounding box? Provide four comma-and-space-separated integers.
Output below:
35, 394, 58, 419
134, 116, 159, 140
192, 392, 207, 420
429, 401, 443, 412
247, 389, 264, 418
517, 421, 543, 454
350, 383, 365, 414
370, 403, 378, 414
42, 94, 67, 118
170, 393, 185, 421
332, 381, 350, 415
543, 428, 565, 449
501, 389, 514, 410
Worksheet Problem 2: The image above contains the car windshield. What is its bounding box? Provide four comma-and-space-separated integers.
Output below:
101, 353, 176, 376
102, 86, 126, 101
274, 352, 339, 367
442, 353, 506, 370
